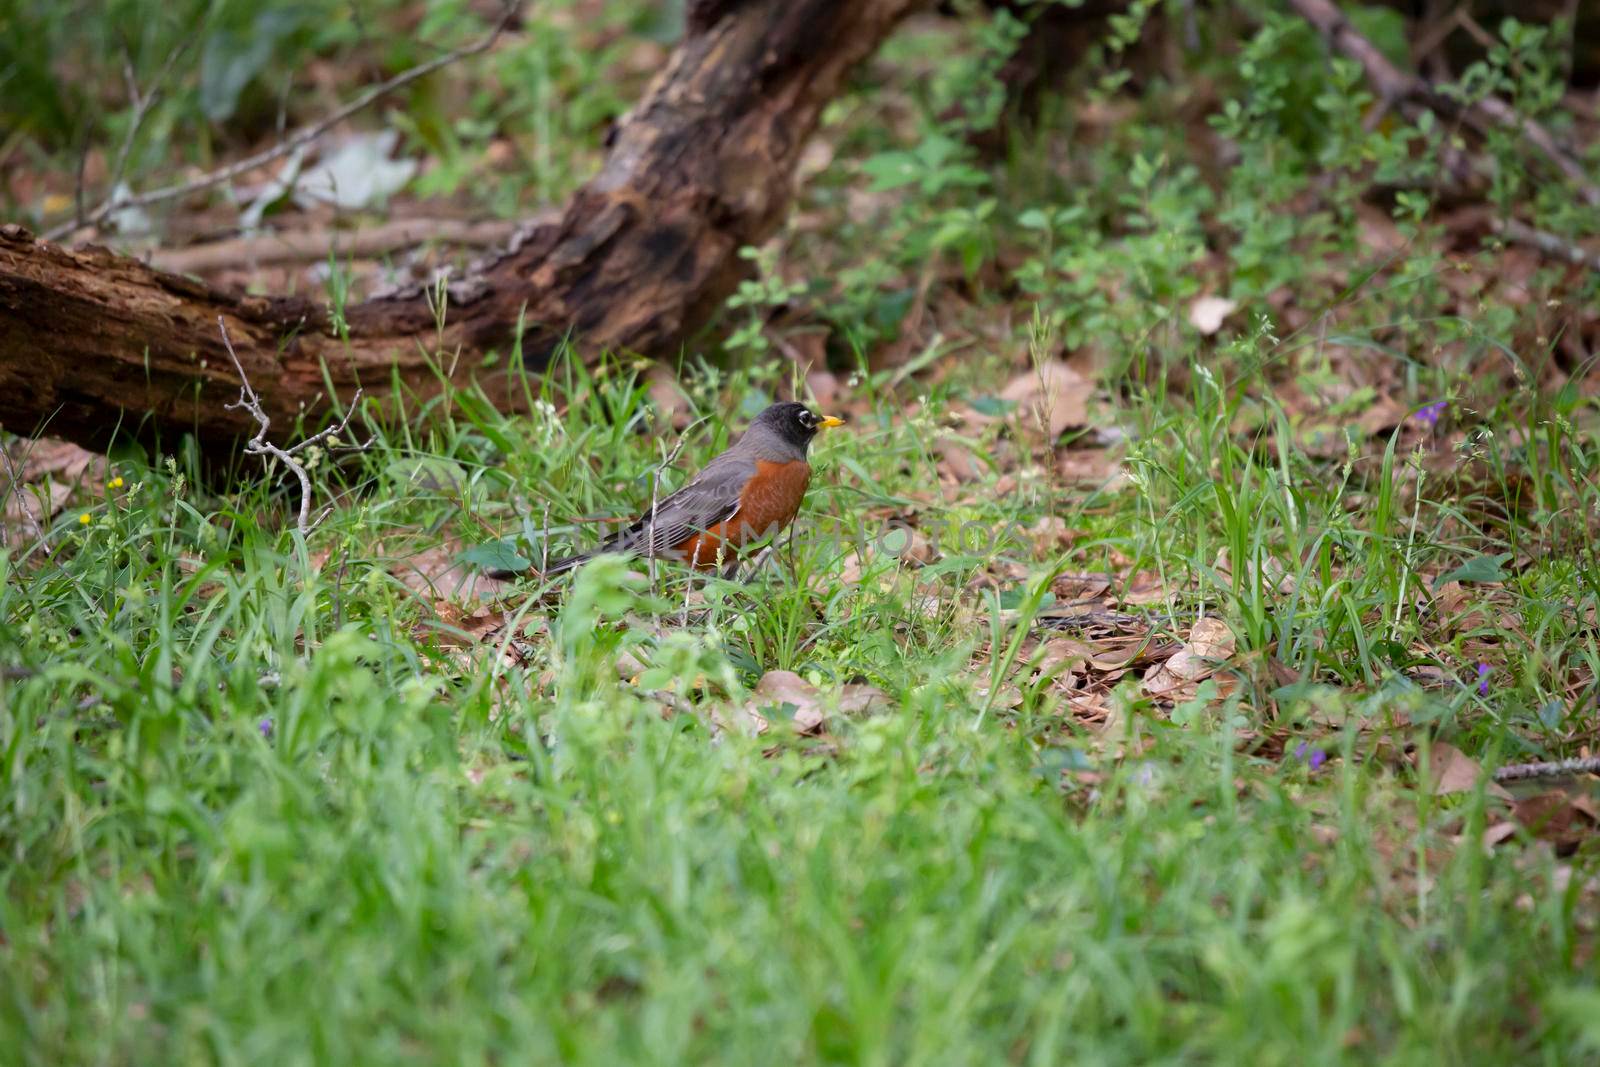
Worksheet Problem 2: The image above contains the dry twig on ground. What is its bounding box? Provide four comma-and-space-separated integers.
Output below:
1288, 0, 1600, 207
149, 217, 531, 274
0, 443, 50, 555
1494, 756, 1600, 783
44, 2, 519, 242
1492, 218, 1600, 274
216, 317, 372, 538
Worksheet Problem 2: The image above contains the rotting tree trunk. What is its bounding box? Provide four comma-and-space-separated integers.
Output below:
0, 0, 922, 456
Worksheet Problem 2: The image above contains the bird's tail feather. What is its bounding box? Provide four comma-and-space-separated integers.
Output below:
484, 552, 590, 582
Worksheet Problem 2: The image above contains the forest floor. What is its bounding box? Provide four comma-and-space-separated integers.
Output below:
3, 2, 1600, 1062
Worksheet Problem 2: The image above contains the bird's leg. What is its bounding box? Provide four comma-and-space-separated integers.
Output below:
732, 547, 787, 588
728, 546, 772, 583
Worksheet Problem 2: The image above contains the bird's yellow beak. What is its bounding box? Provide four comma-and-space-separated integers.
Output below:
818, 415, 846, 429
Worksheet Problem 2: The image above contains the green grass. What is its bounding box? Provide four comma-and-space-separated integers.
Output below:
6, 0, 1600, 1061
3, 347, 1598, 1063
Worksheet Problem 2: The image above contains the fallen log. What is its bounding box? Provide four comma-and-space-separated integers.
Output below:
0, 0, 921, 456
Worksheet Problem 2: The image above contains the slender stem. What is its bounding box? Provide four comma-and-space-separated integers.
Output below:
44, 3, 518, 242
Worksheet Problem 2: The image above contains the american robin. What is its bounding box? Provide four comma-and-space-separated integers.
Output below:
487, 401, 845, 579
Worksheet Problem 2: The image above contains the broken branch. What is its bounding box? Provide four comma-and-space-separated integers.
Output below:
148, 216, 535, 275
44, 2, 518, 242
1494, 756, 1600, 783
217, 317, 371, 537
1288, 0, 1600, 207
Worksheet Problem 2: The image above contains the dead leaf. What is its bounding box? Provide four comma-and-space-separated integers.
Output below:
1428, 742, 1513, 800
1429, 742, 1481, 795
3, 481, 70, 524
1187, 617, 1235, 660
1143, 617, 1236, 699
1188, 295, 1238, 335
1121, 573, 1169, 605
975, 683, 1024, 710
1057, 448, 1119, 485
837, 683, 893, 715
936, 440, 980, 483
648, 366, 694, 430
1355, 394, 1408, 437
16, 438, 98, 483
1001, 361, 1091, 438
1508, 789, 1600, 853
392, 539, 513, 601
806, 367, 842, 408
748, 671, 890, 736
1356, 203, 1407, 255
1039, 634, 1170, 673
1051, 573, 1111, 601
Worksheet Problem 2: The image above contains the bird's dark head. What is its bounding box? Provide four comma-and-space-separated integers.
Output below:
749, 401, 846, 454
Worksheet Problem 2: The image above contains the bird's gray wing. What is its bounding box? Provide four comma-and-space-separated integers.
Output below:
602, 453, 755, 558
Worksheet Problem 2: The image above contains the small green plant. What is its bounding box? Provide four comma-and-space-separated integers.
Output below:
723, 244, 807, 358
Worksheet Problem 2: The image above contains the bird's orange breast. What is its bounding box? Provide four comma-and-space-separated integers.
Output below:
675, 459, 812, 570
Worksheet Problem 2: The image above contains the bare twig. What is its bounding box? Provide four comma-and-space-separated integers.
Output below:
79, 35, 198, 236
1494, 756, 1600, 782
0, 441, 53, 558
1288, 0, 1600, 207
149, 216, 529, 274
1492, 217, 1600, 274
44, 2, 519, 242
216, 317, 372, 538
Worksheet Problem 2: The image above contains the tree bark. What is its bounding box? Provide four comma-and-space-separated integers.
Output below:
0, 0, 922, 456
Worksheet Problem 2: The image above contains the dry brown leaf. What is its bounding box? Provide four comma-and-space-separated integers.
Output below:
805, 366, 842, 408
1355, 394, 1409, 437
1429, 742, 1482, 795
936, 440, 981, 483
11, 437, 99, 483
3, 481, 70, 524
1187, 617, 1236, 660
1507, 790, 1600, 853
1427, 742, 1513, 799
1001, 361, 1091, 438
1356, 202, 1407, 255
392, 540, 513, 601
748, 670, 891, 737
1043, 634, 1166, 673
1143, 617, 1235, 699
1214, 549, 1296, 595
648, 365, 694, 430
1051, 573, 1111, 601
1121, 573, 1168, 605
1056, 448, 1119, 485
975, 683, 1024, 710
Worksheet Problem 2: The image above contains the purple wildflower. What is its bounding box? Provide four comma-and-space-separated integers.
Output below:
1412, 400, 1447, 428
1476, 663, 1491, 697
259, 717, 273, 739
1290, 742, 1327, 771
